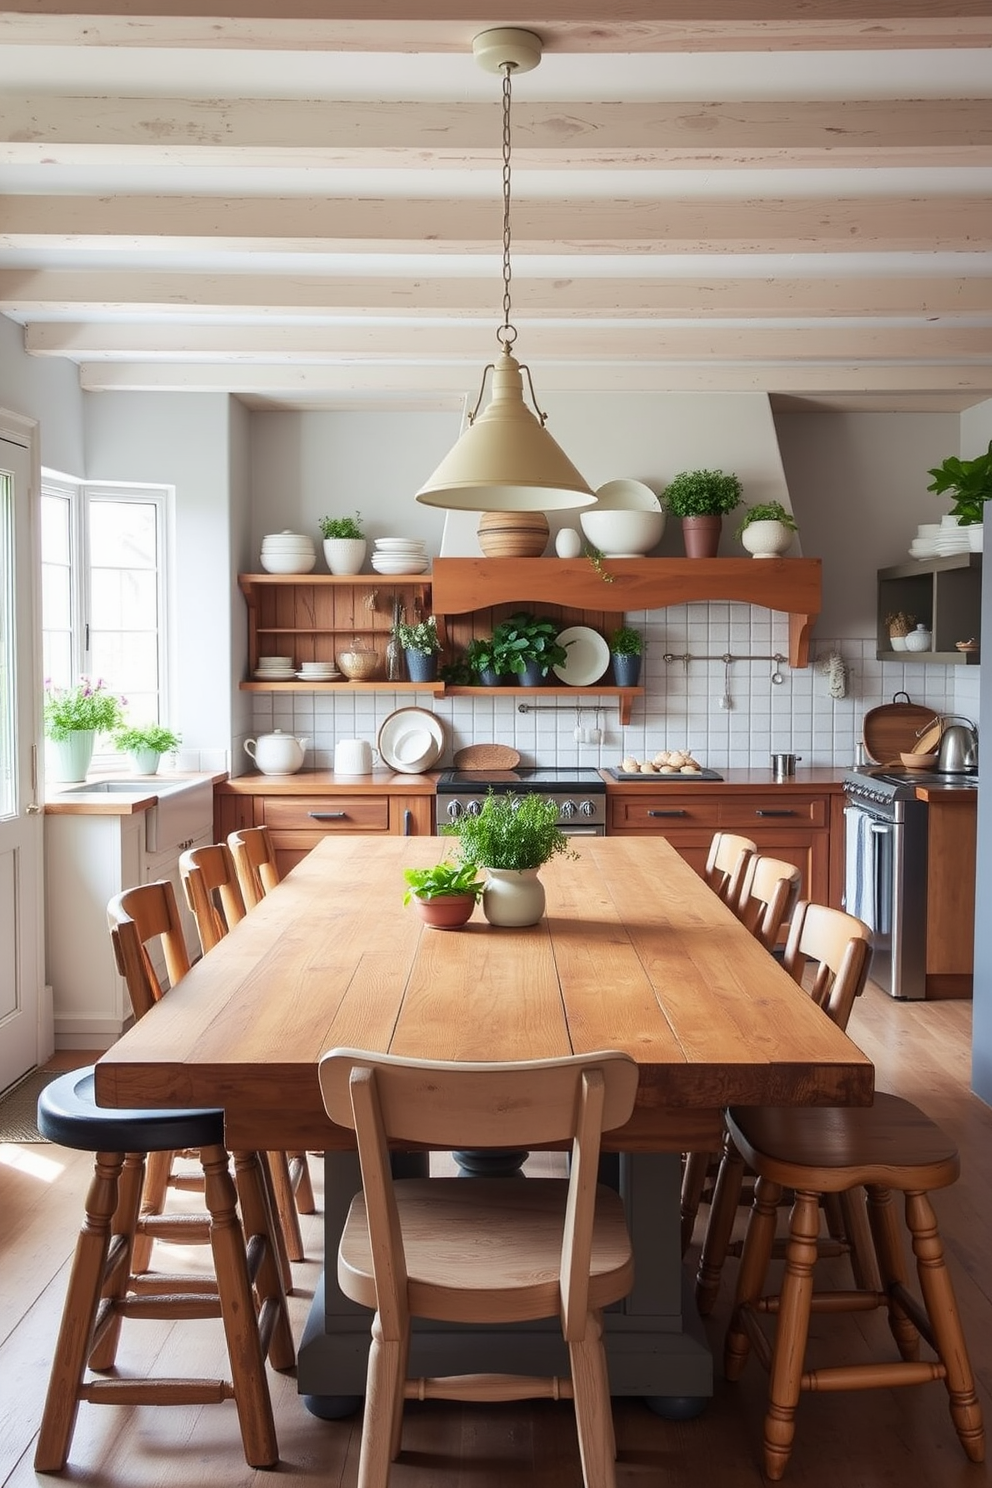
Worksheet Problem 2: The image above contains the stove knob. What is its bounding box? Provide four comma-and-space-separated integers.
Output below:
446, 800, 463, 821
560, 799, 577, 819
579, 799, 596, 817
466, 798, 483, 817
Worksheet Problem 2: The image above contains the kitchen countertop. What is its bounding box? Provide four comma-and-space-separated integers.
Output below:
601, 766, 847, 790
216, 769, 441, 794
44, 770, 227, 815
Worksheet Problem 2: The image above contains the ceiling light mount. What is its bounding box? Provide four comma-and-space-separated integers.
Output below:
471, 27, 542, 76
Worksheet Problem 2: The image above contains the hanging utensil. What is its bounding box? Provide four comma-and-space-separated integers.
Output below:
770, 655, 784, 685
718, 654, 733, 710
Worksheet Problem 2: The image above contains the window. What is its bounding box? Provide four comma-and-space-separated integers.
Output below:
41, 479, 170, 757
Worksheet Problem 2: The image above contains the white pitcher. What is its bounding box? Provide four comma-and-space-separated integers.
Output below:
244, 729, 308, 775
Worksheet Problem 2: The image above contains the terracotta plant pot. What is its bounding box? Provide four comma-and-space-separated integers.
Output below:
681, 515, 722, 558
411, 893, 477, 930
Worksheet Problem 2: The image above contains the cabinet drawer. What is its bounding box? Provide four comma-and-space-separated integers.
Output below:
258, 795, 390, 833
718, 796, 827, 829
610, 795, 723, 832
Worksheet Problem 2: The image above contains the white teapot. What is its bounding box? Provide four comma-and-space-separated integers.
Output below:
244, 729, 308, 775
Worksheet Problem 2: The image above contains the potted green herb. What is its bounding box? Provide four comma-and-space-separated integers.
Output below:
318, 510, 366, 574
490, 611, 571, 686
395, 615, 442, 683
44, 677, 126, 783
609, 625, 643, 687
663, 469, 743, 558
112, 722, 182, 775
444, 790, 576, 927
440, 635, 508, 687
735, 501, 798, 559
926, 440, 992, 532
403, 860, 484, 930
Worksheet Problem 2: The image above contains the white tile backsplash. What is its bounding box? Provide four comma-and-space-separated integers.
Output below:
249, 603, 979, 773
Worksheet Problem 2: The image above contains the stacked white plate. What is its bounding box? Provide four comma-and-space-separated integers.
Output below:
254, 654, 297, 681
931, 514, 971, 558
371, 538, 429, 575
296, 661, 342, 681
259, 530, 317, 574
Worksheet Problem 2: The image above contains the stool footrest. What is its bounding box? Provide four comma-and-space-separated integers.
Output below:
81, 1378, 236, 1406
803, 1361, 946, 1393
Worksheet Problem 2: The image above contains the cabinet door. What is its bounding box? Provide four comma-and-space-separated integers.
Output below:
390, 795, 434, 836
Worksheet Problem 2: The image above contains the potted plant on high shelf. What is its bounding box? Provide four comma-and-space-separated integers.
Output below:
112, 722, 182, 775
490, 611, 571, 687
443, 790, 576, 927
318, 510, 366, 574
663, 468, 743, 558
44, 676, 126, 783
395, 614, 442, 683
926, 439, 992, 553
440, 635, 508, 688
402, 859, 485, 930
609, 625, 643, 686
735, 501, 799, 559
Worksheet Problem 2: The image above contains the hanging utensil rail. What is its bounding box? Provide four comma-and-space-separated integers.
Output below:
662, 651, 788, 666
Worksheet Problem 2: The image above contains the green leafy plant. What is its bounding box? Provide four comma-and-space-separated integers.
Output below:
318, 511, 364, 540
490, 612, 570, 676
440, 635, 508, 684
403, 860, 484, 904
443, 790, 576, 871
112, 723, 182, 755
609, 625, 643, 657
395, 615, 441, 655
734, 501, 799, 539
44, 677, 126, 741
926, 440, 992, 525
584, 544, 616, 584
663, 469, 743, 519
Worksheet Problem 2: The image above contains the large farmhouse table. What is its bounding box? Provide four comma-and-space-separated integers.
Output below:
96, 834, 873, 1410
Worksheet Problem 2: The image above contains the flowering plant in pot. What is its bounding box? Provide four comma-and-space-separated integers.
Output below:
44, 677, 126, 782
735, 500, 798, 558
403, 859, 484, 930
609, 625, 643, 687
490, 611, 570, 686
112, 722, 182, 774
318, 510, 366, 573
443, 790, 576, 927
663, 468, 742, 558
395, 615, 442, 682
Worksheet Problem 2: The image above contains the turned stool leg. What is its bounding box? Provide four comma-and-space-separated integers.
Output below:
904, 1190, 985, 1463
266, 1149, 305, 1264
762, 1188, 821, 1483
725, 1174, 781, 1381
696, 1129, 746, 1316
680, 1149, 712, 1256
290, 1150, 315, 1213
131, 1147, 173, 1272
865, 1183, 921, 1360
232, 1150, 296, 1372
86, 1150, 146, 1371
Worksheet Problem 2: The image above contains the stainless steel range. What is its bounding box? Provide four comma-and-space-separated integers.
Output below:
435, 766, 607, 835
842, 767, 978, 1000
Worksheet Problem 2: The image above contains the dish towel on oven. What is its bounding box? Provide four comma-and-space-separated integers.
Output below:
845, 807, 876, 927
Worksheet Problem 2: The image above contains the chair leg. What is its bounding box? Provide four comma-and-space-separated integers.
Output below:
201, 1143, 280, 1469
837, 1185, 881, 1293
35, 1151, 127, 1473
568, 1312, 617, 1488
697, 1130, 746, 1317
86, 1149, 146, 1371
290, 1150, 316, 1214
231, 1150, 296, 1372
266, 1149, 305, 1265
865, 1183, 921, 1360
131, 1146, 173, 1273
680, 1149, 712, 1256
762, 1188, 821, 1483
359, 1314, 406, 1488
903, 1189, 985, 1463
724, 1174, 781, 1382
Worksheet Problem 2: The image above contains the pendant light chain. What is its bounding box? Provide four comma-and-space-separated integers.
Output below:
498, 64, 517, 352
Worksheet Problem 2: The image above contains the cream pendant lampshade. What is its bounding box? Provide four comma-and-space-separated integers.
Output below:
415, 29, 595, 515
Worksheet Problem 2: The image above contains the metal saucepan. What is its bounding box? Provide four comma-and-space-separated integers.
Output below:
771, 752, 801, 780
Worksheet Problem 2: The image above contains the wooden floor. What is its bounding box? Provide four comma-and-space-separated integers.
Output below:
2, 983, 991, 1487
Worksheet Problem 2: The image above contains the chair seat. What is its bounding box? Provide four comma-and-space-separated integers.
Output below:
726, 1091, 960, 1193
38, 1066, 225, 1153
340, 1177, 634, 1324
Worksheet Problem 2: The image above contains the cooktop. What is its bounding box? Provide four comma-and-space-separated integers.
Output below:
436, 766, 605, 792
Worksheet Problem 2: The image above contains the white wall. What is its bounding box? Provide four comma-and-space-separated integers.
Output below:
0, 316, 85, 475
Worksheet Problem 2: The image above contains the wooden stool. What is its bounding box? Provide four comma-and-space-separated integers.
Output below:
723, 1092, 984, 1481
35, 1066, 294, 1472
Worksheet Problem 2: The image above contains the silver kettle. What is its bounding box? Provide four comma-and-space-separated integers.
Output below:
936, 716, 979, 774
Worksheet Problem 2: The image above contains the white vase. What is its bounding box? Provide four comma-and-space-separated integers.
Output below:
51, 729, 95, 783
130, 747, 162, 773
323, 537, 367, 575
740, 520, 794, 558
481, 867, 546, 927
904, 624, 932, 652
554, 526, 582, 559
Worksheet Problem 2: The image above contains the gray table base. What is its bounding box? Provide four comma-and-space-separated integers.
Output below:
297, 1150, 712, 1414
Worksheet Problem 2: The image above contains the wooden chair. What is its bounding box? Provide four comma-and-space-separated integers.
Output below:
680, 848, 797, 1254
694, 901, 874, 1315
227, 825, 280, 909
317, 1048, 639, 1488
34, 1063, 294, 1470
723, 1092, 985, 1481
703, 831, 757, 912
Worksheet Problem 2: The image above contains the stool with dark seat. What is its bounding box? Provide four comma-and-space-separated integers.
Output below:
34, 1066, 294, 1472
723, 1091, 985, 1481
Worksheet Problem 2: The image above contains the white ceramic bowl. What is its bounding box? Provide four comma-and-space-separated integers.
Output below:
260, 551, 317, 573
257, 655, 294, 667
261, 535, 315, 550
579, 507, 665, 557
593, 479, 660, 511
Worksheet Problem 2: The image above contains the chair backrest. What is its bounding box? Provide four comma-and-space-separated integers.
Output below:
781, 900, 873, 1031
179, 842, 246, 955
704, 832, 757, 911
227, 826, 281, 910
318, 1049, 638, 1333
108, 880, 192, 1021
737, 854, 803, 951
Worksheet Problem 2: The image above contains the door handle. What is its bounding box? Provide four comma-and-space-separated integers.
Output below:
647, 809, 687, 817
754, 809, 797, 816
308, 811, 347, 820
403, 809, 414, 836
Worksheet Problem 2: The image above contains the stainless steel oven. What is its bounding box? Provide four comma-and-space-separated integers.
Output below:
435, 766, 607, 836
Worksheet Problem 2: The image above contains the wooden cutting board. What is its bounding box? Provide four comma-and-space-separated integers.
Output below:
452, 744, 521, 770
862, 694, 939, 763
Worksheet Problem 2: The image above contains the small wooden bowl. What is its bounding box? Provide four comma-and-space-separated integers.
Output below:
900, 750, 938, 770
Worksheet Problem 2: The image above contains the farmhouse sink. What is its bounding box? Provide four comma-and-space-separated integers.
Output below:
53, 776, 214, 853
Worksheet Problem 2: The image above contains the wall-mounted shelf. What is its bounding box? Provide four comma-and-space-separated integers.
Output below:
876, 553, 981, 664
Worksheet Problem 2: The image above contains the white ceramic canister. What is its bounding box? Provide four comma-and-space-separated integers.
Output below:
554, 526, 583, 559
334, 738, 378, 774
244, 729, 308, 775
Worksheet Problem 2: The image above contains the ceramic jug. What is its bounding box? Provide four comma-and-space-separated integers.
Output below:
244, 729, 308, 775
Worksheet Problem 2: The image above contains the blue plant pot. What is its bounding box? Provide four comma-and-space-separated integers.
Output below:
477, 667, 503, 687
519, 660, 545, 687
404, 650, 438, 684
612, 653, 642, 687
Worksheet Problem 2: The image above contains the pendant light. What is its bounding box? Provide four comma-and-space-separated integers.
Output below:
416, 28, 595, 513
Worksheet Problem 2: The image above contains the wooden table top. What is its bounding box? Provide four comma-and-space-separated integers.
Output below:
95, 835, 873, 1152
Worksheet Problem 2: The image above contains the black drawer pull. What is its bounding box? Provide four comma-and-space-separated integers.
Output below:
647, 809, 687, 817
308, 811, 348, 820
403, 809, 414, 836
754, 808, 797, 817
